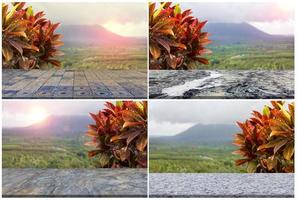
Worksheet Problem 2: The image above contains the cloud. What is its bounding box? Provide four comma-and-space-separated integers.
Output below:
181, 2, 294, 23
250, 19, 295, 35
102, 21, 147, 37
2, 101, 107, 127
149, 100, 279, 136
29, 2, 147, 25
149, 121, 195, 136
25, 2, 147, 37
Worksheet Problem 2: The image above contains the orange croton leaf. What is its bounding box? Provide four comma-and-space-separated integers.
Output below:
233, 101, 294, 173
85, 101, 147, 168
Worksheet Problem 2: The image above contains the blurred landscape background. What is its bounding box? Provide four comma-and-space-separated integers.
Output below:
149, 101, 272, 173
30, 3, 147, 70
180, 2, 294, 70
2, 101, 107, 168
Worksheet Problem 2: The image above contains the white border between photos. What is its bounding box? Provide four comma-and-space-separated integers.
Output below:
1, 0, 296, 200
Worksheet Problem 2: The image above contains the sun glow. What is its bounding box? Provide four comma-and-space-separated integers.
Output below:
28, 107, 48, 124
278, 1, 294, 12
102, 21, 146, 37
102, 22, 123, 35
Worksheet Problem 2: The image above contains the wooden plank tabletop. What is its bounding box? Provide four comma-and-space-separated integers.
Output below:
2, 69, 147, 99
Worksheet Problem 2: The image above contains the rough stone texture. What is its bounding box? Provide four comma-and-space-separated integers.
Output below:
149, 173, 294, 197
149, 70, 294, 99
2, 69, 147, 99
2, 168, 147, 197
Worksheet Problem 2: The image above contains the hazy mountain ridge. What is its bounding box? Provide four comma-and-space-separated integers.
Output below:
57, 24, 146, 46
57, 23, 292, 46
150, 124, 240, 146
3, 115, 92, 137
205, 22, 293, 44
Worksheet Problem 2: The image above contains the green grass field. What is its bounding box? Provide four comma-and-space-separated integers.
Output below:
149, 143, 245, 173
203, 41, 294, 70
2, 135, 103, 168
59, 45, 147, 70
58, 41, 292, 70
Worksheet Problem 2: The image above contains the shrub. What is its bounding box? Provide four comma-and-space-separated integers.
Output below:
233, 101, 294, 173
2, 2, 63, 69
149, 2, 211, 70
85, 101, 147, 168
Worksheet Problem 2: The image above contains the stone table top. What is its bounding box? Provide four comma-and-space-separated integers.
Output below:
2, 69, 147, 99
2, 168, 147, 197
149, 173, 294, 197
149, 70, 294, 99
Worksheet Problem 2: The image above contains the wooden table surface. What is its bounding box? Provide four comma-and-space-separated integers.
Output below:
2, 69, 147, 99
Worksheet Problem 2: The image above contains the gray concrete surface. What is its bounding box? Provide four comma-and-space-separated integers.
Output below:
2, 168, 147, 197
149, 70, 294, 99
149, 173, 294, 197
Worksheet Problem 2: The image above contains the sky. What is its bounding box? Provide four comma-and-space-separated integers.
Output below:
181, 1, 294, 35
18, 2, 294, 36
29, 2, 147, 37
2, 101, 107, 127
149, 100, 292, 137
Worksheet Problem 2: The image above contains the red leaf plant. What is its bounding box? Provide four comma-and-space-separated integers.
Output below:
85, 101, 147, 168
2, 2, 63, 69
149, 2, 211, 70
233, 101, 294, 173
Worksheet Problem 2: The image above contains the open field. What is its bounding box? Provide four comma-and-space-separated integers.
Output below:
149, 144, 245, 173
60, 46, 147, 70
205, 41, 294, 70
2, 135, 99, 168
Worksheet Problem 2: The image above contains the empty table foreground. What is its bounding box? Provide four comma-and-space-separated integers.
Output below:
2, 168, 147, 197
2, 69, 147, 99
149, 173, 294, 197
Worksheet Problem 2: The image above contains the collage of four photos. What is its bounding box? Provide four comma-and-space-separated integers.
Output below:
1, 1, 295, 198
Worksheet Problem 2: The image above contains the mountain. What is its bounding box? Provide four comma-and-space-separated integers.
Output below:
57, 23, 292, 46
57, 25, 146, 46
205, 22, 293, 44
150, 124, 240, 146
2, 115, 92, 138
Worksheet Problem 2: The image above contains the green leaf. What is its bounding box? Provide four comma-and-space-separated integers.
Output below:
116, 101, 123, 108
149, 43, 161, 59
2, 45, 13, 62
263, 105, 270, 116
273, 139, 288, 154
257, 138, 284, 151
174, 4, 181, 15
153, 2, 166, 19
26, 6, 34, 18
99, 153, 110, 167
283, 142, 294, 161
136, 134, 147, 152
247, 161, 257, 173
6, 4, 17, 23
